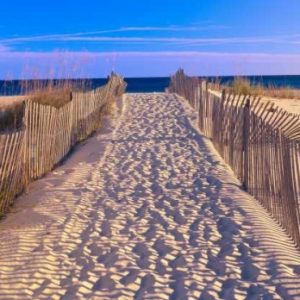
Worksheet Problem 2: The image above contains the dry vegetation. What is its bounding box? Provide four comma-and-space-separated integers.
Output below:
0, 102, 25, 131
210, 77, 300, 100
30, 87, 72, 108
25, 78, 91, 108
0, 79, 92, 131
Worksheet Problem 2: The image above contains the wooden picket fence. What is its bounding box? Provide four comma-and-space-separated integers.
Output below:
0, 74, 127, 213
169, 69, 300, 248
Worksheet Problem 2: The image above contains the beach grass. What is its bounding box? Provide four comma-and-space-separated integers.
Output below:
25, 78, 91, 108
211, 76, 300, 100
0, 101, 25, 131
30, 87, 72, 108
0, 78, 92, 131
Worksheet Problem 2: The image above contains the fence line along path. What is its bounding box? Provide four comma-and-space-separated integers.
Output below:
0, 92, 299, 299
0, 74, 127, 214
169, 69, 300, 249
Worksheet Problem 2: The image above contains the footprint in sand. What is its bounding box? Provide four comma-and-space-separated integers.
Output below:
190, 218, 201, 231
206, 250, 226, 276
87, 243, 103, 257
104, 207, 117, 220
169, 254, 187, 269
149, 210, 169, 229
120, 269, 140, 286
170, 228, 185, 242
199, 290, 216, 300
61, 287, 79, 300
93, 274, 116, 291
206, 175, 222, 190
134, 274, 155, 299
246, 284, 275, 300
219, 279, 237, 299
143, 224, 157, 240
203, 224, 213, 241
97, 248, 119, 268
136, 202, 148, 219
217, 217, 240, 239
189, 231, 200, 247
133, 243, 151, 258
241, 260, 260, 281
133, 243, 152, 268
169, 277, 188, 300
153, 238, 173, 257
173, 210, 187, 225
217, 242, 234, 259
100, 220, 112, 237
155, 259, 168, 275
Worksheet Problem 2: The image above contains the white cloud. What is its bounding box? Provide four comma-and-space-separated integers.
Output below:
56, 36, 289, 46
1, 50, 300, 59
1, 32, 300, 47
0, 25, 226, 44
116, 25, 227, 32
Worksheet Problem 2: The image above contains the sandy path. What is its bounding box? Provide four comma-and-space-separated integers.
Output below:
0, 93, 300, 300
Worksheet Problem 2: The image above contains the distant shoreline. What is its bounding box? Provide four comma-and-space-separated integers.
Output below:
1, 75, 300, 114
1, 75, 300, 96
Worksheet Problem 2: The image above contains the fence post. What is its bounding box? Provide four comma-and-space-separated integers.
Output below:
221, 89, 226, 102
206, 81, 209, 103
242, 98, 251, 190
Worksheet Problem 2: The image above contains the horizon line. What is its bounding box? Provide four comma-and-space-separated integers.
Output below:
1, 74, 300, 81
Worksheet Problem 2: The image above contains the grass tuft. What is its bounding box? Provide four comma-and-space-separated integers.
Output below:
0, 102, 25, 131
212, 77, 300, 100
0, 78, 92, 131
30, 87, 72, 108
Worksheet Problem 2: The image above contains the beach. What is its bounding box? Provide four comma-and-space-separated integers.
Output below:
0, 93, 299, 299
264, 96, 300, 114
0, 96, 26, 109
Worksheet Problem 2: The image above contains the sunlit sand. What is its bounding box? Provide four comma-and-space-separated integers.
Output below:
0, 93, 299, 299
0, 96, 26, 108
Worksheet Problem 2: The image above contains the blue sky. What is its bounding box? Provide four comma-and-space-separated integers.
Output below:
0, 0, 300, 78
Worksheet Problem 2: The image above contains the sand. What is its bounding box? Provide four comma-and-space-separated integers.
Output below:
263, 97, 300, 115
1, 93, 300, 115
0, 93, 299, 300
0, 96, 26, 109
209, 90, 300, 115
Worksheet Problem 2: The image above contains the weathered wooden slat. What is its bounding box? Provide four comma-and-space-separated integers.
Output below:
169, 70, 300, 248
0, 74, 127, 215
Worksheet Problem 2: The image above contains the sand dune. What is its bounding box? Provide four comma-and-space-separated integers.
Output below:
0, 96, 26, 108
0, 93, 299, 299
210, 90, 300, 115
263, 97, 300, 115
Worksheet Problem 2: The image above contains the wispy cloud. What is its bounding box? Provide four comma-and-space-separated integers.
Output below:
55, 36, 291, 46
1, 50, 300, 59
116, 25, 227, 32
1, 32, 300, 47
0, 25, 226, 44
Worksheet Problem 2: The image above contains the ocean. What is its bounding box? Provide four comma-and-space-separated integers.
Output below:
1, 75, 300, 95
